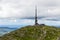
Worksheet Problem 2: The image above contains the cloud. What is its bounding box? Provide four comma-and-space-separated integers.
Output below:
0, 0, 60, 18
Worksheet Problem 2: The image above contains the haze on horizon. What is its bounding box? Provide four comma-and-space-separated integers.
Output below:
0, 0, 60, 18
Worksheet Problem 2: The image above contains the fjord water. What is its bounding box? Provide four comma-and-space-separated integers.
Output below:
0, 18, 60, 36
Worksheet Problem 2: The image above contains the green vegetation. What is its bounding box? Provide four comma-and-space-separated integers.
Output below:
0, 25, 60, 40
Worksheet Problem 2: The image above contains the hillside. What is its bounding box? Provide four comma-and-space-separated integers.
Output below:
0, 25, 60, 40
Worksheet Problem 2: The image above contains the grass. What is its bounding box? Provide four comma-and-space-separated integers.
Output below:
0, 25, 60, 40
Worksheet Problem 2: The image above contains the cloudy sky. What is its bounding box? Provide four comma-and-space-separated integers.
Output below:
0, 0, 60, 18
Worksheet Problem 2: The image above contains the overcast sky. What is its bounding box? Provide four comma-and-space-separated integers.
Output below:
0, 0, 60, 18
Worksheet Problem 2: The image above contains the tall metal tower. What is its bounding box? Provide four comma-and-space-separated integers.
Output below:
35, 6, 38, 25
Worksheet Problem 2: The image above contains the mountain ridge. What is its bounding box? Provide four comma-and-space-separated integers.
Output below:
0, 25, 60, 40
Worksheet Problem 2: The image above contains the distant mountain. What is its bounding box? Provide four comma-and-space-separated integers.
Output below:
0, 27, 16, 29
46, 19, 60, 21
0, 25, 60, 40
40, 17, 60, 21
0, 27, 17, 36
22, 16, 60, 21
22, 16, 46, 19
